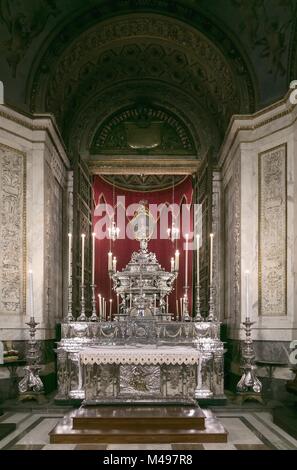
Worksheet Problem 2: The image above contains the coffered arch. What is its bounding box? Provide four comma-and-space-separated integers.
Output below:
27, 11, 256, 168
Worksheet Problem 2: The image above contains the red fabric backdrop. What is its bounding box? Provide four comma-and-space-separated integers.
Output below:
93, 176, 193, 319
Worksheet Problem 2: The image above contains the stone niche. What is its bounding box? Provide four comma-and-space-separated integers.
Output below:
218, 94, 297, 387
0, 106, 70, 398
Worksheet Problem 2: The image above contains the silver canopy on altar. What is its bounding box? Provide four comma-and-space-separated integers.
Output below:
55, 202, 225, 404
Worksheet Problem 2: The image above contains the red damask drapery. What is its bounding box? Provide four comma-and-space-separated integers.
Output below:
92, 176, 194, 319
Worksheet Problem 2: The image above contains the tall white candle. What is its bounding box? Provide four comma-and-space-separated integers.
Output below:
175, 250, 180, 271
166, 296, 169, 314
209, 233, 214, 287
185, 234, 189, 288
180, 297, 183, 317
98, 294, 102, 318
91, 232, 95, 284
245, 270, 250, 318
196, 233, 200, 287
117, 294, 119, 315
154, 294, 157, 313
68, 233, 72, 286
171, 257, 174, 272
176, 299, 179, 316
81, 234, 85, 285
108, 251, 112, 271
113, 256, 117, 272
28, 270, 34, 319
104, 300, 107, 320
109, 299, 112, 319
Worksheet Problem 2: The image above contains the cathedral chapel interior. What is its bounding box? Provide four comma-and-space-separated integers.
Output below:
0, 0, 297, 453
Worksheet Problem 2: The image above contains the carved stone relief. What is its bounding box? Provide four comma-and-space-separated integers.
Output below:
45, 162, 63, 321
259, 144, 287, 316
0, 144, 26, 315
224, 157, 241, 322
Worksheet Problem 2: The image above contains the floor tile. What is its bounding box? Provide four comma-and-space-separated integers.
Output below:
107, 444, 172, 450
172, 444, 204, 450
234, 444, 270, 450
75, 444, 107, 450
17, 418, 60, 445
203, 443, 237, 450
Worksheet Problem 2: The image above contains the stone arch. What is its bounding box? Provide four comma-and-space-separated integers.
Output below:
27, 11, 256, 161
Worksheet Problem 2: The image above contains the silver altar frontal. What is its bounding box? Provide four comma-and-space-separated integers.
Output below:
56, 203, 225, 404
81, 346, 199, 404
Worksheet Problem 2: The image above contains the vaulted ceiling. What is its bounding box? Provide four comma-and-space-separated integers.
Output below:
0, 0, 296, 169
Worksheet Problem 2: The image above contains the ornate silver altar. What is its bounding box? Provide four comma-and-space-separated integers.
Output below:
55, 202, 225, 404
55, 320, 224, 402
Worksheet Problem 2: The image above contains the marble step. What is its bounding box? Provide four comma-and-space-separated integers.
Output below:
49, 410, 228, 444
72, 406, 206, 430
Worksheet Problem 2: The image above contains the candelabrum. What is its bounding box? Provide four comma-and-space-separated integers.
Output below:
194, 284, 202, 322
77, 284, 87, 321
90, 284, 98, 321
237, 317, 262, 396
18, 317, 44, 398
207, 285, 216, 322
182, 287, 191, 322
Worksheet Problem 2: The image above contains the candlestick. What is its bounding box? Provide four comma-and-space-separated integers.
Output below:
180, 297, 183, 318
66, 233, 73, 322
28, 270, 34, 319
109, 299, 112, 319
196, 233, 200, 287
171, 257, 175, 272
117, 294, 119, 315
245, 270, 250, 319
102, 298, 105, 320
185, 234, 189, 289
209, 233, 214, 287
81, 234, 85, 286
68, 233, 72, 286
91, 232, 95, 284
98, 294, 102, 320
108, 251, 112, 271
175, 250, 180, 271
113, 256, 117, 272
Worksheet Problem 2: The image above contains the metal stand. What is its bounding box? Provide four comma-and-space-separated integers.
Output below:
194, 284, 202, 322
182, 287, 191, 322
67, 281, 74, 322
207, 286, 216, 321
90, 284, 98, 321
18, 318, 45, 402
77, 284, 87, 321
236, 317, 263, 404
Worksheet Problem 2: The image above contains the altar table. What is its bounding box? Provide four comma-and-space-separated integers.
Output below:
81, 346, 200, 404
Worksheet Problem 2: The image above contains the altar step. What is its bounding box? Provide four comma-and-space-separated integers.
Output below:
49, 406, 228, 444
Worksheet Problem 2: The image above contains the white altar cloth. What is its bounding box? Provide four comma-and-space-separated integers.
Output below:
80, 346, 199, 366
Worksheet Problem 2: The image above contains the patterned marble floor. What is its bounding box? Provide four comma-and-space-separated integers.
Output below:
0, 408, 296, 450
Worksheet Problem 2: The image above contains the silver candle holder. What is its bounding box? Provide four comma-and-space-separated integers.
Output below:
77, 284, 87, 321
90, 284, 98, 321
182, 286, 191, 322
18, 317, 44, 400
194, 284, 202, 322
237, 317, 262, 401
66, 281, 74, 322
207, 285, 216, 322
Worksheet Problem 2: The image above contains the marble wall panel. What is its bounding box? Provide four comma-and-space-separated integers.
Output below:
0, 144, 26, 316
